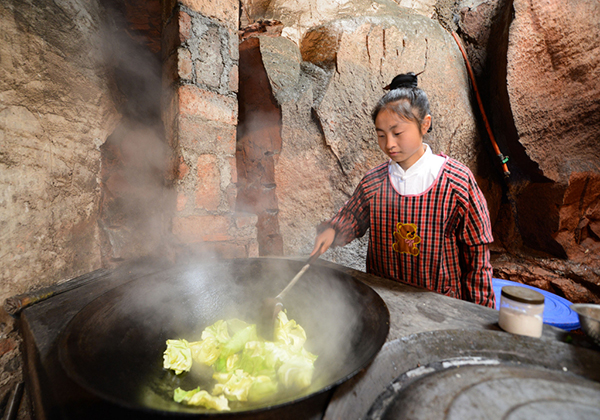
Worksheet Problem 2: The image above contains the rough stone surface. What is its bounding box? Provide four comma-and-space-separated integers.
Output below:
513, 181, 568, 258
506, 0, 600, 183
456, 1, 600, 287
171, 212, 258, 258
194, 26, 224, 88
0, 0, 120, 318
457, 0, 508, 77
252, 36, 357, 264
555, 172, 600, 266
194, 154, 221, 210
165, 2, 260, 259
172, 214, 232, 242
178, 85, 237, 124
0, 1, 126, 416
258, 11, 502, 268
180, 0, 238, 29
243, 0, 420, 45
492, 252, 600, 305
396, 0, 436, 17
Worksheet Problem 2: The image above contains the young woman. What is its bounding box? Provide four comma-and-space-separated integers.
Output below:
312, 73, 496, 308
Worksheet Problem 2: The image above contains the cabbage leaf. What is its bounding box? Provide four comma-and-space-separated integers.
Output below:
189, 337, 220, 366
274, 311, 307, 352
212, 369, 254, 401
278, 354, 316, 389
165, 311, 317, 411
201, 319, 230, 343
163, 339, 192, 375
173, 387, 230, 411
220, 324, 258, 358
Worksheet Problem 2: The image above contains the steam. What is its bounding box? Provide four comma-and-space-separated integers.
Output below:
80, 3, 374, 405
117, 259, 366, 394
97, 5, 176, 262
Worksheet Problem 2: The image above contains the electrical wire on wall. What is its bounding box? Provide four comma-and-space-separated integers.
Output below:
451, 31, 511, 179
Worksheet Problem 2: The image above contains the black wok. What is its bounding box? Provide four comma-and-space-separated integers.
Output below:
58, 258, 389, 418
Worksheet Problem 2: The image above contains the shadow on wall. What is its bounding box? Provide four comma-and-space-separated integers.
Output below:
237, 35, 284, 256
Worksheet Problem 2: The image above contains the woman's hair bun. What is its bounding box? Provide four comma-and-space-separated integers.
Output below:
384, 72, 423, 90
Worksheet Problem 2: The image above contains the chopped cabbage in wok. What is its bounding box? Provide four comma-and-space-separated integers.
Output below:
201, 319, 230, 343
274, 312, 307, 351
278, 354, 316, 389
220, 323, 258, 359
173, 387, 230, 411
188, 337, 220, 366
213, 369, 278, 402
163, 339, 193, 375
163, 311, 317, 411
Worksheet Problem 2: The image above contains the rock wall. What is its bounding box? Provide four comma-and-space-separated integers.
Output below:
1, 0, 599, 326
248, 5, 501, 270
237, 0, 600, 302
456, 0, 600, 302
237, 34, 284, 256
504, 0, 600, 266
0, 0, 120, 314
95, 0, 176, 265
0, 0, 123, 412
507, 0, 600, 184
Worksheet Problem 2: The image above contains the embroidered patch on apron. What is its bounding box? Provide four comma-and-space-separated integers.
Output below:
393, 222, 421, 256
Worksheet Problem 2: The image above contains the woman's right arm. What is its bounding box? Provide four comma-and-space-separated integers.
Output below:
310, 175, 373, 256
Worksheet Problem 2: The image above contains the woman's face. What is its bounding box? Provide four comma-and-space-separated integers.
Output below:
375, 107, 431, 170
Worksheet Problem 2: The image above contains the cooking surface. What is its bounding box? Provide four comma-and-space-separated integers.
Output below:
57, 258, 389, 416
324, 330, 600, 419
18, 258, 596, 419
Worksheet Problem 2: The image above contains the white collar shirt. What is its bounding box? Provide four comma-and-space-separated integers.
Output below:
388, 144, 447, 196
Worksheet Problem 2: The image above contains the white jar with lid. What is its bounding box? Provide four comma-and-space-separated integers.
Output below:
498, 286, 545, 338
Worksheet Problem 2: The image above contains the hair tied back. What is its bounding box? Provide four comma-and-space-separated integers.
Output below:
384, 71, 424, 91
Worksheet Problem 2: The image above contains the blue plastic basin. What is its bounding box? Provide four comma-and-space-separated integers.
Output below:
492, 278, 580, 331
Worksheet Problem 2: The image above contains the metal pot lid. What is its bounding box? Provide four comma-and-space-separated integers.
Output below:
367, 357, 600, 419
323, 329, 600, 420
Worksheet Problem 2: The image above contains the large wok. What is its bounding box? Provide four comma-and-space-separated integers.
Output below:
58, 258, 389, 418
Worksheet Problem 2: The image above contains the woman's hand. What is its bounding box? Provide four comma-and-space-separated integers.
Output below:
311, 227, 336, 257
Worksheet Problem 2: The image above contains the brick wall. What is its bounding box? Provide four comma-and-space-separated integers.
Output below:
162, 0, 258, 258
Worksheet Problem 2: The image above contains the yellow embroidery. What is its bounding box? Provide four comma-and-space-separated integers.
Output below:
393, 223, 421, 256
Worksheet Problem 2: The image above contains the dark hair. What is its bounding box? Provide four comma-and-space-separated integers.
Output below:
371, 73, 432, 132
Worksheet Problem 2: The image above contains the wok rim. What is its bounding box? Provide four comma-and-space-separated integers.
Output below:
58, 257, 391, 416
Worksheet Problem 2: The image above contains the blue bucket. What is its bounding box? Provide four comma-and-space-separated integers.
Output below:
492, 278, 580, 331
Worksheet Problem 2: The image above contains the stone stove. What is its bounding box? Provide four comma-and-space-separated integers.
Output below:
16, 258, 600, 420
324, 330, 600, 419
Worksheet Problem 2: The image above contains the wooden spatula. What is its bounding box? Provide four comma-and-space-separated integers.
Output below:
259, 247, 323, 340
